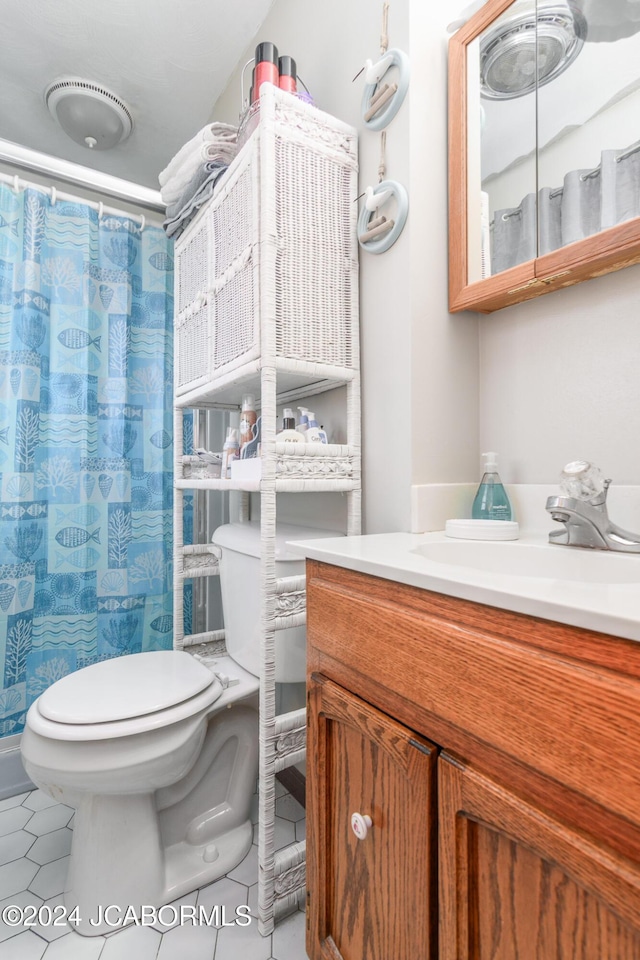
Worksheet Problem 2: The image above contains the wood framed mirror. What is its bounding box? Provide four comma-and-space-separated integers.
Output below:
449, 0, 640, 313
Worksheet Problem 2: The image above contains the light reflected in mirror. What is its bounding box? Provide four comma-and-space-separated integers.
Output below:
469, 0, 640, 282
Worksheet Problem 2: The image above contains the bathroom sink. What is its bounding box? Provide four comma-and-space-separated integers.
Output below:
412, 539, 640, 584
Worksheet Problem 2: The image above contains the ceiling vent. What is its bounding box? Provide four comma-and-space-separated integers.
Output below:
480, 1, 586, 100
44, 78, 133, 150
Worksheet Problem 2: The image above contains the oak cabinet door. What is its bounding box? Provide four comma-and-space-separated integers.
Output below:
439, 753, 640, 960
306, 674, 438, 960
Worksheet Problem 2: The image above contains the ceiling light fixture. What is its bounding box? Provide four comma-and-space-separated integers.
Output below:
44, 77, 133, 150
480, 1, 586, 100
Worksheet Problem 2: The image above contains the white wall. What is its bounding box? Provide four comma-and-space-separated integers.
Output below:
479, 261, 640, 484
410, 1, 479, 487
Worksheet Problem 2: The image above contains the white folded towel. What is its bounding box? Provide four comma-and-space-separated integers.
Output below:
160, 140, 238, 206
159, 122, 238, 188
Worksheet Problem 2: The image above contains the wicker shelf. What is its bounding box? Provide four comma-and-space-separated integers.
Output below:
172, 86, 360, 936
175, 357, 356, 410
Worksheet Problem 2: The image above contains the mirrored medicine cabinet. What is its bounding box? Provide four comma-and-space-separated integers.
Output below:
449, 0, 640, 313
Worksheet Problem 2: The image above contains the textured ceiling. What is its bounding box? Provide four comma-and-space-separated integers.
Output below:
0, 0, 274, 189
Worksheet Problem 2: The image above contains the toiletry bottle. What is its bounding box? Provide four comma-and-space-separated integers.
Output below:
222, 427, 239, 479
278, 56, 297, 94
305, 412, 328, 443
239, 394, 257, 454
296, 407, 309, 434
252, 42, 279, 103
276, 408, 305, 443
472, 452, 512, 521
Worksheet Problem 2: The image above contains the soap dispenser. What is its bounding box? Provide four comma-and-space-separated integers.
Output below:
472, 452, 512, 521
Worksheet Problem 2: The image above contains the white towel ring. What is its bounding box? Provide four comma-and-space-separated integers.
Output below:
138, 214, 145, 233
361, 48, 410, 131
357, 180, 409, 254
49, 186, 57, 206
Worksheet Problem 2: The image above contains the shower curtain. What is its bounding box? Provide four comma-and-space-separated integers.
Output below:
0, 183, 175, 737
492, 140, 640, 273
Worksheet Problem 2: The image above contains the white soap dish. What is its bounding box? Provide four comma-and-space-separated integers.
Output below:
445, 519, 519, 541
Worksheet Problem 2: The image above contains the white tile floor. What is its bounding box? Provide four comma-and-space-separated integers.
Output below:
0, 784, 307, 959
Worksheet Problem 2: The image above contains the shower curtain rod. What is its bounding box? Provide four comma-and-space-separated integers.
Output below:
0, 137, 165, 213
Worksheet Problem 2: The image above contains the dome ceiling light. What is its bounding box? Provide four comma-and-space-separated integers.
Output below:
44, 77, 133, 150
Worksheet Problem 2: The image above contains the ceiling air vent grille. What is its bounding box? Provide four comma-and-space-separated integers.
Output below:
44, 77, 134, 150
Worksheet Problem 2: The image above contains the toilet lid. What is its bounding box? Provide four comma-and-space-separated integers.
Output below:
38, 651, 218, 725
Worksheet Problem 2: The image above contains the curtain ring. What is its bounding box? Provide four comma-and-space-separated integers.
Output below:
12, 175, 20, 194
98, 201, 104, 222
138, 214, 145, 233
50, 186, 56, 206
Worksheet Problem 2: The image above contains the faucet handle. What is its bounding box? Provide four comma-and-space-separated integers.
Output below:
560, 461, 606, 502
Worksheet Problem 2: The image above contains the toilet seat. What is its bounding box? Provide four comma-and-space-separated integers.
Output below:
28, 651, 226, 742
39, 650, 215, 725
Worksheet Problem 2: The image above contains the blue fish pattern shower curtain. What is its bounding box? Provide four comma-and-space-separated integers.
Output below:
0, 184, 175, 737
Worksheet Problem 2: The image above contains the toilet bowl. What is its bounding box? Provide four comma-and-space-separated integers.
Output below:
22, 651, 259, 935
20, 521, 333, 936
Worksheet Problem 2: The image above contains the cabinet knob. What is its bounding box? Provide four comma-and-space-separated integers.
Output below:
350, 812, 373, 840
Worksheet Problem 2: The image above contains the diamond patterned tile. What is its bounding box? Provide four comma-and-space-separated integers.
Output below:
0, 829, 35, 866
28, 893, 75, 943
0, 930, 48, 959
226, 845, 258, 887
28, 855, 70, 900
0, 889, 44, 943
22, 792, 61, 813
23, 806, 73, 838
214, 912, 271, 960
0, 806, 33, 837
0, 856, 39, 901
156, 920, 218, 960
274, 818, 295, 852
100, 923, 162, 960
150, 890, 198, 934
271, 909, 307, 960
0, 792, 30, 813
42, 931, 106, 959
274, 795, 305, 824
197, 877, 249, 928
26, 828, 72, 866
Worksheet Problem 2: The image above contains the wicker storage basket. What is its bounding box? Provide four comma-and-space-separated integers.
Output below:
174, 86, 359, 400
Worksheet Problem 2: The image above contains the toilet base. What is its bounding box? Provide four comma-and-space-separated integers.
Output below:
68, 815, 254, 936
165, 817, 254, 903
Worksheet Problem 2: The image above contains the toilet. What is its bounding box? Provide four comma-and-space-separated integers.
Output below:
21, 521, 333, 936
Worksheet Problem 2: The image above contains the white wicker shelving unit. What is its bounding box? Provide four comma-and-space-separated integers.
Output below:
172, 86, 360, 935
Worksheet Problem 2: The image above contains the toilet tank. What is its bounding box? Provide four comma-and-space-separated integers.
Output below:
211, 522, 340, 683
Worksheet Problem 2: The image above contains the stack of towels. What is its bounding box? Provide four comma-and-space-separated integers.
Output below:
159, 122, 238, 239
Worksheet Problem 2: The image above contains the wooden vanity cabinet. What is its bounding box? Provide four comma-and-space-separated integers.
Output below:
306, 674, 438, 960
305, 559, 640, 960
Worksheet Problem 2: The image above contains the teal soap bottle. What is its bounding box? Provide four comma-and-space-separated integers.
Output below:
472, 452, 512, 521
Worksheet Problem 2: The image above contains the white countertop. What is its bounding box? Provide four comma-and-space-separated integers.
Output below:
290, 531, 640, 643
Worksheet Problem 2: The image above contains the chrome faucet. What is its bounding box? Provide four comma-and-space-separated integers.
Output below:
546, 461, 640, 552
